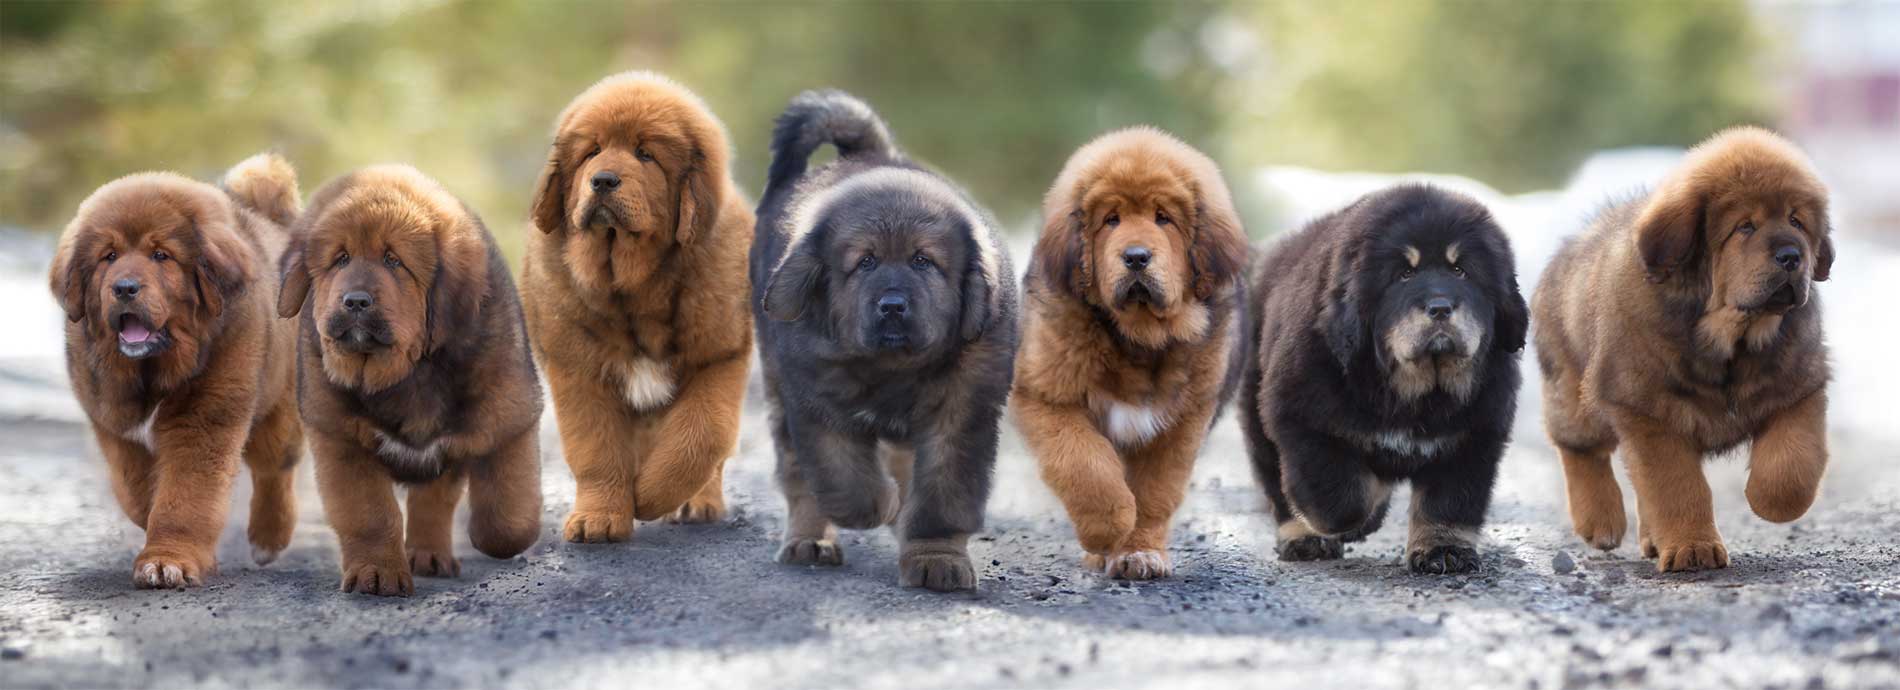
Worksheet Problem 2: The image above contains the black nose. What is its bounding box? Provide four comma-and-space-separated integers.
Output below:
111, 279, 140, 301
1122, 247, 1152, 271
1774, 245, 1802, 272
878, 294, 908, 318
1426, 297, 1455, 321
342, 291, 374, 313
591, 171, 620, 192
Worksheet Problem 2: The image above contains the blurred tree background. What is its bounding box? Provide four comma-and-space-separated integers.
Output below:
1, 0, 1773, 260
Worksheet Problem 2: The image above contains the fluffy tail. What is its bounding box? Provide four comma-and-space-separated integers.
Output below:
765, 90, 897, 196
222, 152, 301, 226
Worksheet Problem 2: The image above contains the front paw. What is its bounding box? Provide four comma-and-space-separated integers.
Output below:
1572, 508, 1627, 552
776, 537, 845, 566
1102, 550, 1173, 580
1408, 544, 1482, 574
407, 548, 461, 578
666, 495, 727, 524
1655, 538, 1729, 572
1277, 536, 1344, 562
562, 509, 634, 543
898, 539, 975, 592
341, 560, 414, 597
132, 548, 213, 589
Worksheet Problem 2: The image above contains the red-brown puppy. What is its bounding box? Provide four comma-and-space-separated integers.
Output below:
1534, 127, 1835, 571
279, 165, 543, 596
1011, 128, 1248, 579
50, 153, 304, 588
522, 71, 754, 542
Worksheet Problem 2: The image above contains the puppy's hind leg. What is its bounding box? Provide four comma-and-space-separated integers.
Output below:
242, 401, 302, 565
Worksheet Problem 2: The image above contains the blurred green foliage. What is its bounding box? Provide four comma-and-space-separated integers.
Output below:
1, 0, 1773, 259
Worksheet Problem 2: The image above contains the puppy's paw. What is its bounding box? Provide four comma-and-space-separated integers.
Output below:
246, 517, 294, 567
1408, 544, 1482, 575
1656, 539, 1729, 572
666, 496, 727, 525
407, 548, 461, 578
776, 537, 845, 566
1572, 511, 1627, 552
1081, 553, 1107, 573
132, 549, 212, 589
1103, 550, 1173, 580
562, 510, 634, 543
341, 561, 414, 597
1277, 536, 1344, 562
898, 538, 975, 592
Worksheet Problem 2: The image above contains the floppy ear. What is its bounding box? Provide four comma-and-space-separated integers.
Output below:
276, 237, 311, 319
763, 233, 825, 322
1813, 234, 1834, 282
673, 147, 720, 245
1189, 199, 1248, 302
190, 216, 259, 320
426, 219, 492, 352
1033, 208, 1090, 301
48, 228, 91, 323
1634, 182, 1703, 283
1495, 274, 1529, 353
959, 244, 993, 342
530, 146, 569, 234
1322, 247, 1367, 371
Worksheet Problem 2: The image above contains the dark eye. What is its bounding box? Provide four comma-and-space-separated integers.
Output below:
335, 252, 350, 267
1451, 265, 1465, 278
1104, 213, 1120, 228
1400, 268, 1416, 282
383, 251, 401, 269
635, 147, 654, 163
1789, 212, 1805, 231
858, 255, 877, 271
1738, 221, 1757, 235
151, 249, 170, 262
583, 145, 602, 161
911, 254, 933, 270
1155, 211, 1172, 226
103, 251, 118, 263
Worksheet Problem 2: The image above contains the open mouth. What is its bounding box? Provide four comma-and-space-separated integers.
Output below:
116, 314, 163, 359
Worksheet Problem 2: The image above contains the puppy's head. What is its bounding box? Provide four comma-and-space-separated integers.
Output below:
278, 166, 489, 394
530, 72, 728, 292
51, 173, 257, 366
1636, 127, 1833, 319
1324, 186, 1526, 401
1035, 128, 1245, 347
764, 168, 1000, 360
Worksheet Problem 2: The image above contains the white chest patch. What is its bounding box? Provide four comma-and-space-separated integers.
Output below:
1103, 402, 1171, 448
622, 357, 677, 412
374, 432, 446, 474
1360, 430, 1454, 458
121, 408, 159, 453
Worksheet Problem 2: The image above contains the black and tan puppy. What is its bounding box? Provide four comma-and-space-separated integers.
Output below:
51, 153, 304, 588
1012, 128, 1248, 580
752, 90, 1019, 591
278, 165, 543, 596
1534, 127, 1833, 572
1239, 185, 1527, 574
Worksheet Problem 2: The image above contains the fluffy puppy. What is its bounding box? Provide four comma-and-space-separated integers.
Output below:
1011, 128, 1248, 580
521, 71, 754, 542
279, 165, 543, 596
1534, 127, 1834, 572
752, 90, 1018, 592
1239, 185, 1527, 574
50, 153, 304, 588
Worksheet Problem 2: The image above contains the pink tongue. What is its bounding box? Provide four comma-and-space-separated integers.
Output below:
120, 321, 151, 343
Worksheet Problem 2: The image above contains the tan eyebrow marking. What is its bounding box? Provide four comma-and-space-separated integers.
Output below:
1403, 245, 1420, 267
1446, 242, 1460, 264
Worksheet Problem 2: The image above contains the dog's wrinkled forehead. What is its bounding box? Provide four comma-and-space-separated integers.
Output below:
781, 167, 1002, 288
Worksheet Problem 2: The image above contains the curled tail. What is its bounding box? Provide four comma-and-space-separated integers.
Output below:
222, 152, 301, 226
765, 89, 897, 196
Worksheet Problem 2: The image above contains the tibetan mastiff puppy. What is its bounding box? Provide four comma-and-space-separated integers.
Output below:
522, 72, 754, 543
1240, 185, 1527, 574
278, 165, 543, 596
752, 90, 1019, 591
51, 153, 304, 588
1534, 127, 1834, 572
1012, 128, 1248, 580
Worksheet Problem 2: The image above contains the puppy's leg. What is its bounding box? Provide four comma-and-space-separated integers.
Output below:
241, 401, 302, 565
789, 413, 895, 530
467, 428, 543, 559
1275, 423, 1384, 559
1404, 437, 1502, 575
94, 429, 156, 530
1746, 390, 1827, 523
634, 354, 748, 521
896, 410, 998, 592
1243, 399, 1338, 560
1618, 413, 1727, 572
775, 458, 844, 566
546, 364, 636, 543
1109, 404, 1218, 580
405, 471, 466, 577
667, 457, 728, 524
311, 433, 411, 596
1559, 444, 1626, 551
1012, 395, 1135, 566
134, 420, 245, 589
